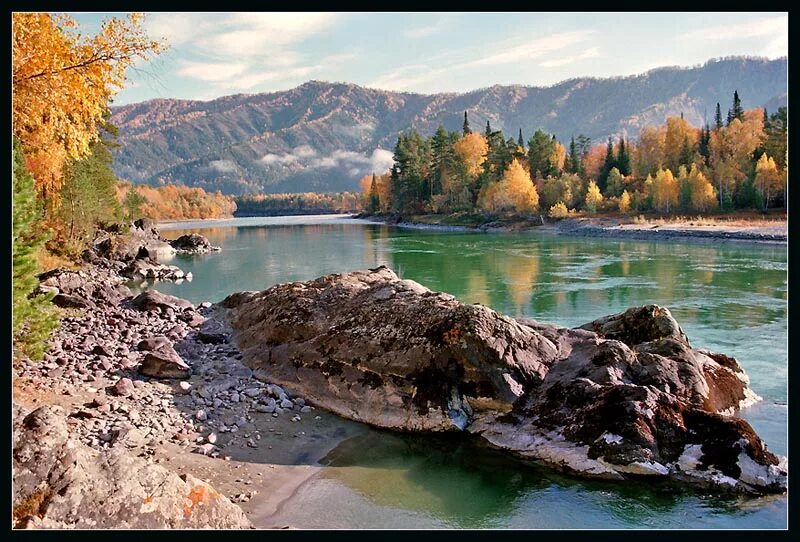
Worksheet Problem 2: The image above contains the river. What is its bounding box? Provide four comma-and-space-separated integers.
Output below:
153, 215, 787, 529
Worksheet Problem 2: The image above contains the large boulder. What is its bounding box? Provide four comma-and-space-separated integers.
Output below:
222, 266, 787, 494
121, 258, 189, 282
136, 337, 192, 379
12, 405, 250, 529
131, 290, 194, 313
169, 234, 220, 255
92, 220, 175, 263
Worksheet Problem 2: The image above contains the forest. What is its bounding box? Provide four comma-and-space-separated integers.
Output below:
360, 98, 787, 219
234, 192, 360, 216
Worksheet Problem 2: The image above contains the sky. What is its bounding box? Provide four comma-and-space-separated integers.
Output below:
69, 12, 789, 105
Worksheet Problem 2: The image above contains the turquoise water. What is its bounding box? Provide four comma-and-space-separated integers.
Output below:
155, 215, 787, 529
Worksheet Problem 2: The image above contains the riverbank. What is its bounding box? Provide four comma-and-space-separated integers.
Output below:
358, 213, 787, 245
12, 235, 361, 528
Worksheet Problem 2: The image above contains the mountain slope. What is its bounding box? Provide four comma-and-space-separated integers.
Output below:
110, 56, 787, 195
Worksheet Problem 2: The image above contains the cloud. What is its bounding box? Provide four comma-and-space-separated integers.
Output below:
368, 30, 595, 90
204, 13, 338, 57
539, 47, 601, 68
470, 31, 595, 67
178, 62, 247, 82
209, 160, 238, 172
260, 145, 318, 165
677, 15, 787, 44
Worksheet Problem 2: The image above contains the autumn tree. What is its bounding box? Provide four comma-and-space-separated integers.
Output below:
605, 167, 625, 198
619, 190, 631, 214
651, 168, 679, 213
663, 116, 698, 173
754, 153, 782, 210
480, 159, 538, 214
453, 132, 488, 208
584, 181, 603, 215
12, 12, 163, 205
634, 126, 665, 178
686, 164, 717, 212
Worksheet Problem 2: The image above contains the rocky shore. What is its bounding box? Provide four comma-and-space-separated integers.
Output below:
13, 223, 348, 529
357, 214, 787, 244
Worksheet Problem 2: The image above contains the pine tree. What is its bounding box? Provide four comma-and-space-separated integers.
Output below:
679, 135, 694, 168
616, 137, 631, 176
698, 124, 711, 165
518, 128, 524, 148
367, 173, 380, 213
598, 137, 616, 193
567, 136, 580, 174
463, 111, 471, 136
12, 138, 59, 360
715, 103, 724, 130
485, 120, 492, 137
732, 90, 744, 122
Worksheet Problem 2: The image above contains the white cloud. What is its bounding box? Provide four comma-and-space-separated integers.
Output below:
369, 30, 596, 91
539, 47, 601, 68
205, 13, 338, 57
677, 15, 787, 44
403, 25, 440, 39
209, 160, 238, 172
293, 145, 317, 158
145, 13, 213, 46
470, 31, 595, 67
178, 62, 247, 82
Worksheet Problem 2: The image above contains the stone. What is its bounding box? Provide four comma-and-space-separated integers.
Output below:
196, 410, 207, 421
177, 381, 192, 394
112, 378, 136, 397
222, 266, 787, 495
12, 405, 251, 529
139, 351, 192, 380
131, 290, 194, 313
169, 234, 220, 255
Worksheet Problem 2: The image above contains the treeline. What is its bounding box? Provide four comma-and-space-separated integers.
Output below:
12, 13, 163, 358
119, 183, 237, 221
234, 192, 360, 216
361, 93, 787, 218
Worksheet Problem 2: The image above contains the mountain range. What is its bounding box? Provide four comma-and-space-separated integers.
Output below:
110, 56, 787, 195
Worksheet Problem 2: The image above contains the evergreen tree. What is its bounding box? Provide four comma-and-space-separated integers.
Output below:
485, 120, 492, 137
566, 136, 580, 174
12, 138, 59, 360
518, 128, 524, 148
598, 137, 616, 192
679, 135, 694, 169
527, 130, 557, 178
463, 111, 471, 136
698, 125, 711, 165
616, 137, 631, 176
732, 90, 744, 122
367, 173, 380, 213
715, 102, 724, 130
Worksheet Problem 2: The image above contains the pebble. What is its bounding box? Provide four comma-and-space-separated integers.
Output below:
195, 409, 207, 421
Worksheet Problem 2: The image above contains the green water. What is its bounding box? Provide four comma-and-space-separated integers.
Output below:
155, 215, 787, 529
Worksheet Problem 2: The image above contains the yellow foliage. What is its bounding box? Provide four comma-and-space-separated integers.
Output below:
754, 153, 783, 210
619, 190, 631, 214
480, 159, 538, 214
651, 168, 679, 213
548, 201, 569, 218
12, 13, 164, 201
584, 181, 603, 214
122, 184, 237, 220
686, 165, 716, 212
454, 133, 488, 178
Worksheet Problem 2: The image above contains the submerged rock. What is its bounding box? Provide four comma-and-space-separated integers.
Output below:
120, 258, 187, 282
222, 266, 787, 495
12, 405, 250, 529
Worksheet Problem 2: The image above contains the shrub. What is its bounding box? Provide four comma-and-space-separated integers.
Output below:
548, 201, 569, 218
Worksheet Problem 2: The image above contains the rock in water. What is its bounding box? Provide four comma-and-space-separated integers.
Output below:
222, 266, 787, 494
169, 234, 220, 255
12, 405, 250, 529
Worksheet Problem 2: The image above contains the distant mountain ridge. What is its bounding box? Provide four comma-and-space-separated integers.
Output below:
110, 56, 787, 195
